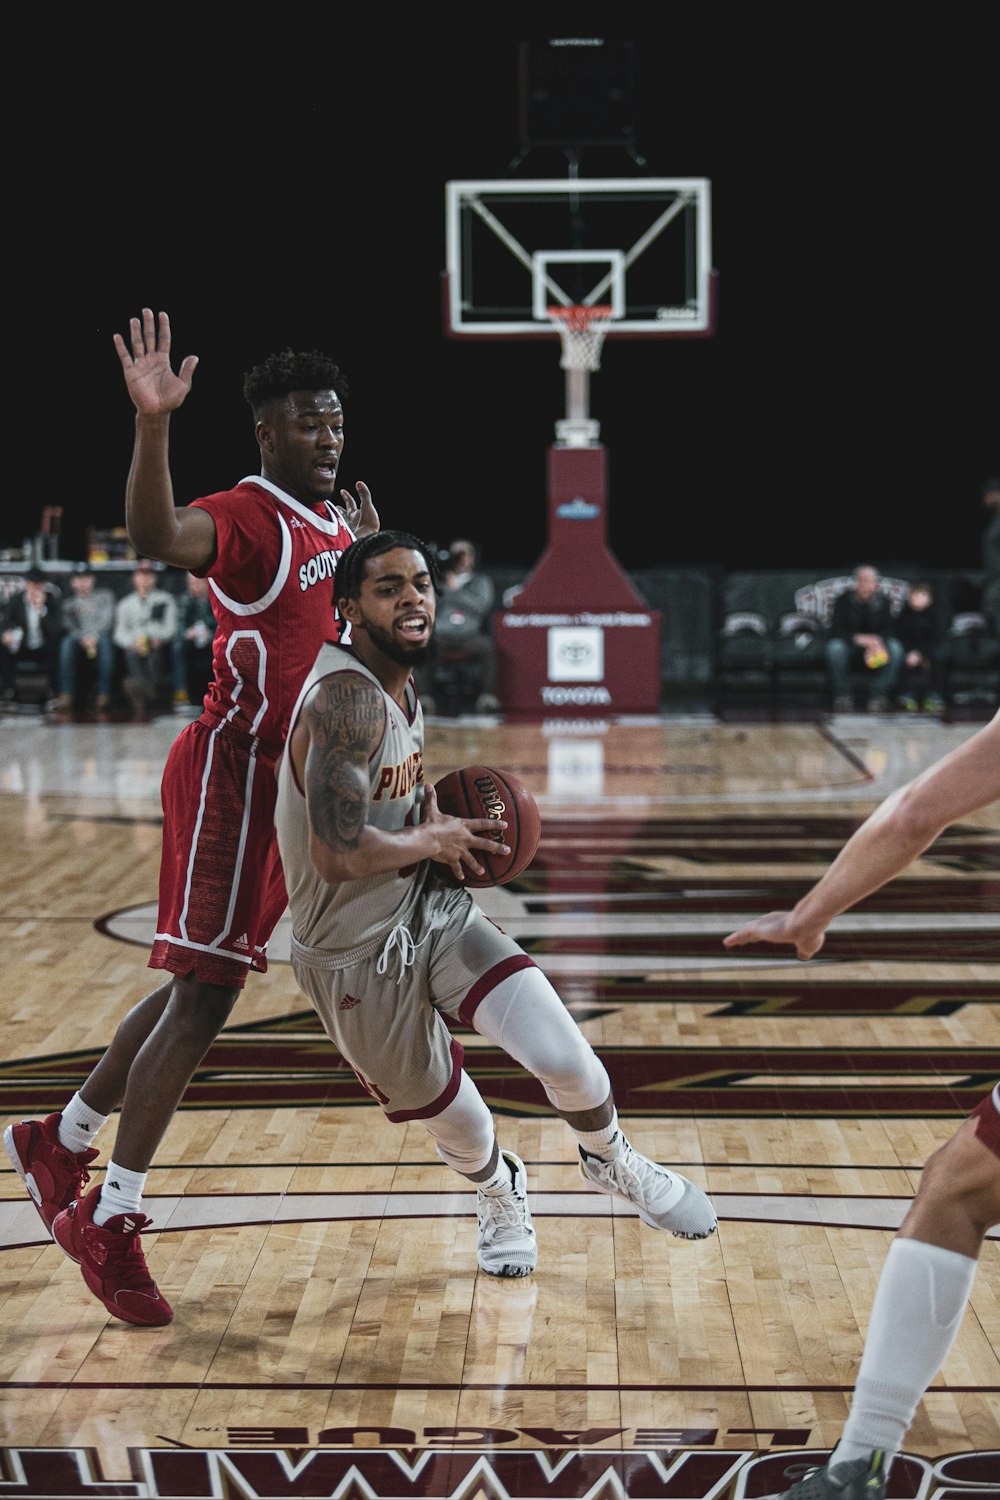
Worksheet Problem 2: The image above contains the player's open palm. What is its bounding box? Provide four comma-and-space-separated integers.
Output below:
113, 308, 199, 415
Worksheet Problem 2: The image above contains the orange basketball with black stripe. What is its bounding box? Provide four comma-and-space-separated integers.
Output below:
432, 765, 541, 888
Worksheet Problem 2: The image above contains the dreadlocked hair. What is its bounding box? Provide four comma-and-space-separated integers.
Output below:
242, 349, 349, 416
334, 531, 443, 611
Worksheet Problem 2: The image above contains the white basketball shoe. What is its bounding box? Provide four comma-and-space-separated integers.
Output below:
476, 1150, 537, 1277
579, 1134, 717, 1239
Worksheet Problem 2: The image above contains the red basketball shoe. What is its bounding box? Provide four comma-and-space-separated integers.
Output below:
52, 1186, 173, 1326
3, 1113, 100, 1236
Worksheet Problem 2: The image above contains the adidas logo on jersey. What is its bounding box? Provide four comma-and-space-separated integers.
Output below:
233, 933, 249, 950
339, 994, 361, 1010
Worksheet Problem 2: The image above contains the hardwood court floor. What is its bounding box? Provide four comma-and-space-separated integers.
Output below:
0, 708, 997, 1499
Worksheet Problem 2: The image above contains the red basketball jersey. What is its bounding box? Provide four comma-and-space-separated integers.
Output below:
191, 475, 356, 750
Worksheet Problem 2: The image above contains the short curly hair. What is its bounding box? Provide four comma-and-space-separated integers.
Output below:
334, 531, 442, 610
242, 349, 348, 417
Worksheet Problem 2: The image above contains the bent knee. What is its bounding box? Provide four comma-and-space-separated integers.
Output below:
165, 979, 239, 1040
914, 1125, 1000, 1233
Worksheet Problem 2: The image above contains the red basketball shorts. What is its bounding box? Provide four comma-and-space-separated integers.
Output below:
150, 718, 287, 988
971, 1082, 1000, 1160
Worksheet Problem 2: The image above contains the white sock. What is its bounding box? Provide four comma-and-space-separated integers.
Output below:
57, 1093, 109, 1154
835, 1237, 977, 1468
93, 1160, 147, 1225
477, 1152, 514, 1196
575, 1109, 620, 1160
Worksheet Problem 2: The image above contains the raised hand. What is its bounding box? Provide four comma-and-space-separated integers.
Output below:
113, 308, 199, 416
337, 481, 379, 538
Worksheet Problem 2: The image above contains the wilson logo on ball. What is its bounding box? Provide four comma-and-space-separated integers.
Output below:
472, 772, 508, 834
432, 764, 541, 889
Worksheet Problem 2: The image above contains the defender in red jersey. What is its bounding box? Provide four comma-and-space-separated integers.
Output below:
3, 310, 378, 1325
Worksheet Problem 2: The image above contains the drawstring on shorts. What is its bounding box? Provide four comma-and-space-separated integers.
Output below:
377, 922, 418, 979
375, 914, 449, 982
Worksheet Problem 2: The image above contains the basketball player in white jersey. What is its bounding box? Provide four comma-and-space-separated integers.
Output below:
273, 530, 718, 1278
4, 310, 378, 1326
724, 710, 1000, 1500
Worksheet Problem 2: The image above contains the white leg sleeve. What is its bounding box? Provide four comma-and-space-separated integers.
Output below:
423, 1070, 497, 1177
838, 1237, 977, 1462
473, 965, 610, 1114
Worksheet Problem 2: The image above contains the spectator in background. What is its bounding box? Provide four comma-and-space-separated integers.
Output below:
825, 564, 904, 713
982, 475, 1000, 640
0, 566, 63, 710
55, 563, 116, 721
172, 572, 216, 714
113, 559, 177, 721
413, 537, 500, 715
895, 579, 945, 714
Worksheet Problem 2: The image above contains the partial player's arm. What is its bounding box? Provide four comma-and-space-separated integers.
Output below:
297, 673, 507, 884
113, 308, 218, 572
723, 711, 1000, 959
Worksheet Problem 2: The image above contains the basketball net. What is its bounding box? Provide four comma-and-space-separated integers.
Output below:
547, 304, 614, 373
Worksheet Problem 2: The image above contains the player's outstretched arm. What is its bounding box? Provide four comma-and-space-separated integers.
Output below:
723, 711, 1000, 960
114, 308, 217, 572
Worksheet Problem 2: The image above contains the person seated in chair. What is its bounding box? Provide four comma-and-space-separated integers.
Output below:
825, 564, 904, 712
113, 559, 177, 721
0, 566, 63, 710
171, 572, 217, 714
896, 579, 945, 713
981, 475, 1000, 641
412, 538, 500, 714
54, 563, 117, 720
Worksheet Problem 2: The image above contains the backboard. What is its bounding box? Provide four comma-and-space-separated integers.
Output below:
443, 177, 714, 340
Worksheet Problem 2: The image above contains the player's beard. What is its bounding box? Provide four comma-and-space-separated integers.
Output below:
363, 618, 436, 669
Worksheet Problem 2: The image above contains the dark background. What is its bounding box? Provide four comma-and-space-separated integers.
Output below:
14, 22, 996, 575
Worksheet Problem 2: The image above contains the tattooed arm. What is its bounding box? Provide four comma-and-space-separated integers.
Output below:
297, 670, 508, 885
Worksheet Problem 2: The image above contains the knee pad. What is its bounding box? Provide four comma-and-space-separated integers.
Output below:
475, 966, 611, 1113
424, 1072, 496, 1176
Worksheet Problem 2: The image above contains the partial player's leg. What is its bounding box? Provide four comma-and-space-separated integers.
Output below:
50, 975, 240, 1328
79, 978, 176, 1115
433, 910, 717, 1241
899, 1087, 1000, 1254
50, 721, 285, 1326
426, 1072, 537, 1279
3, 977, 175, 1235
95, 975, 241, 1173
767, 1086, 1000, 1500
293, 935, 537, 1281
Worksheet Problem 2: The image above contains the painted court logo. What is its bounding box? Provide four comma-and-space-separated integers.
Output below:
0, 1444, 982, 1499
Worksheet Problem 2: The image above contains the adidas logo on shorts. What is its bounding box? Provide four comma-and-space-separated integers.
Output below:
339, 994, 361, 1010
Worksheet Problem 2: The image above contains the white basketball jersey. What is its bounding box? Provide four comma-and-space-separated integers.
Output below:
274, 644, 429, 961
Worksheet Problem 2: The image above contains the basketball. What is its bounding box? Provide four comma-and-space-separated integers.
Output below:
432, 764, 541, 888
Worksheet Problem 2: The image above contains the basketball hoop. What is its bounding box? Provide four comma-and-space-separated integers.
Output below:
547, 304, 614, 373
